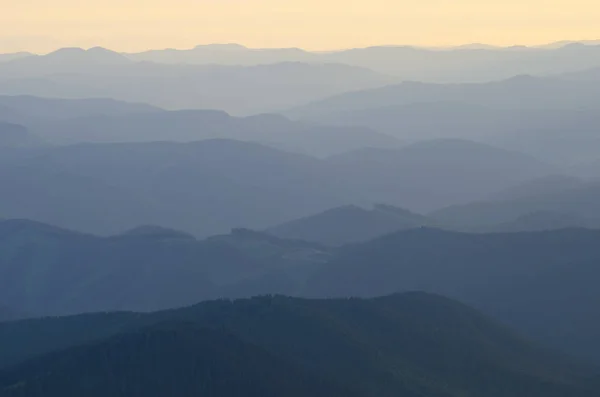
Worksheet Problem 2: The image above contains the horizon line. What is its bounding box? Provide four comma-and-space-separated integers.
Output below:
4, 38, 600, 57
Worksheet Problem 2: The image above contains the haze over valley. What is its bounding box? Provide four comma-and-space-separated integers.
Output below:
2, 3, 600, 393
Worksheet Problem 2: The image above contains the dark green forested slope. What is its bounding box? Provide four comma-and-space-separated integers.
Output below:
0, 293, 597, 397
0, 323, 353, 397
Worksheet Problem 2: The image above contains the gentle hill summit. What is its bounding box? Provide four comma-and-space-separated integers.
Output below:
129, 43, 316, 65
43, 47, 130, 64
267, 204, 430, 246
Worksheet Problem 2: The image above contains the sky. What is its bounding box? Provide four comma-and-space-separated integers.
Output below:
1, 0, 599, 53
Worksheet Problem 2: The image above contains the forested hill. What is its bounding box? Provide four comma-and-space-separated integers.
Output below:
0, 293, 598, 397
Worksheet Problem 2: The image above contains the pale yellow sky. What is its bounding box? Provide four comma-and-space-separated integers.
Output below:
1, 0, 599, 53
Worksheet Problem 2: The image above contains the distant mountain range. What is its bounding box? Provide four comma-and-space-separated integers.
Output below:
1, 40, 599, 397
0, 49, 395, 115
266, 176, 600, 244
122, 42, 600, 83
1, 293, 597, 397
3, 217, 600, 364
287, 74, 600, 120
4, 45, 600, 116
285, 74, 600, 165
0, 138, 557, 235
0, 95, 401, 157
294, 101, 600, 164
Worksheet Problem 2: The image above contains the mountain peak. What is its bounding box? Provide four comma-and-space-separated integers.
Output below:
46, 47, 86, 56
43, 46, 130, 64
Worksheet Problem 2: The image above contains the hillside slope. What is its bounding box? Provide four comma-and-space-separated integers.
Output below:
0, 293, 596, 397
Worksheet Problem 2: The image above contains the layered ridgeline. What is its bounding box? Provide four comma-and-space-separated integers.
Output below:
0, 95, 400, 158
431, 176, 600, 231
9, 42, 600, 82
0, 293, 598, 397
0, 140, 349, 236
288, 75, 600, 120
267, 204, 432, 246
0, 138, 554, 236
306, 228, 600, 363
287, 74, 600, 165
125, 42, 600, 82
3, 218, 600, 364
323, 139, 553, 212
297, 102, 600, 165
0, 48, 395, 115
0, 219, 328, 316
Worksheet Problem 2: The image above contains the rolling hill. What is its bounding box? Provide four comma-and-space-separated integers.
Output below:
267, 204, 431, 246
306, 228, 600, 362
325, 139, 554, 212
298, 102, 600, 165
127, 42, 600, 82
0, 138, 553, 235
0, 140, 350, 236
431, 179, 600, 230
3, 216, 600, 364
0, 323, 351, 397
0, 293, 597, 397
0, 218, 330, 317
288, 76, 600, 120
25, 109, 400, 157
